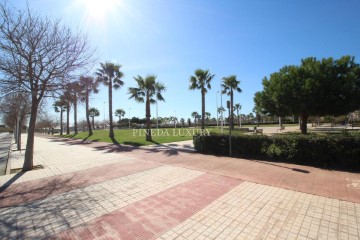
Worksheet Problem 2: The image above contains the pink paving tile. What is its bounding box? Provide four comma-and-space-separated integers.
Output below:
50, 173, 242, 240
41, 136, 360, 203
0, 160, 161, 208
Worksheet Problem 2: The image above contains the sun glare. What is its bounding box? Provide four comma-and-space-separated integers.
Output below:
80, 0, 120, 22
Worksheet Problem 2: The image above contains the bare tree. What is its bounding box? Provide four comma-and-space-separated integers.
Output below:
0, 92, 31, 150
0, 3, 95, 171
35, 112, 59, 135
53, 98, 67, 135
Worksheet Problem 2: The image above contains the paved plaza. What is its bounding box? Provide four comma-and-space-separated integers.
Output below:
0, 135, 360, 239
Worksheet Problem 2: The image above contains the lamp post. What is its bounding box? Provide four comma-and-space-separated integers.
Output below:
128, 108, 131, 129
216, 91, 219, 127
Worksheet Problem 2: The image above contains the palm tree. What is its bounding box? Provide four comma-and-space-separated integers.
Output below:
222, 75, 242, 130
205, 112, 211, 125
53, 97, 67, 135
189, 69, 215, 129
180, 118, 185, 127
96, 62, 124, 138
234, 103, 242, 127
89, 108, 100, 130
128, 75, 165, 141
115, 108, 126, 125
191, 111, 198, 127
65, 82, 82, 134
79, 76, 99, 136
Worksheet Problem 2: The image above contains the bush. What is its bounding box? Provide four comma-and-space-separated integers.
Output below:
193, 134, 360, 170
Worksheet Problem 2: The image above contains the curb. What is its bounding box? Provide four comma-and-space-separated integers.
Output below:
5, 135, 14, 175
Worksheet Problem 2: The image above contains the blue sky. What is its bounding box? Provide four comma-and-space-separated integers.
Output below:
9, 0, 360, 122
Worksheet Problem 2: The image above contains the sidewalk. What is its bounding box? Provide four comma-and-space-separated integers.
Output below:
0, 133, 12, 175
0, 135, 359, 239
59, 136, 360, 203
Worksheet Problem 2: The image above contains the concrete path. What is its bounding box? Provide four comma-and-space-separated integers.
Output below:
0, 135, 359, 239
0, 133, 12, 175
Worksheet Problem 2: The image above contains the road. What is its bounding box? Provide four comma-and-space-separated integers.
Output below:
0, 132, 12, 175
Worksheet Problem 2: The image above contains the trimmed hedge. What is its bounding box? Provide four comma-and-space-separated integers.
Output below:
193, 134, 360, 170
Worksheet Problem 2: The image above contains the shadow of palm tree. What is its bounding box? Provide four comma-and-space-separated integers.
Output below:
44, 135, 195, 155
253, 160, 310, 174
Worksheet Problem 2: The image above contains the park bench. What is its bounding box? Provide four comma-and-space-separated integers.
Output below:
254, 129, 263, 134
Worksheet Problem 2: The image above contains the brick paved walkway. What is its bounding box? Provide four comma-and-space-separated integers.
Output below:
0, 135, 359, 239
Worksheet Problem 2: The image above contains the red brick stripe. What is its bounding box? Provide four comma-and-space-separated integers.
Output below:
51, 173, 242, 240
0, 160, 161, 208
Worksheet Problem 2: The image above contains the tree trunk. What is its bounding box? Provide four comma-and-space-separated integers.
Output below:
23, 100, 39, 171
237, 110, 240, 127
108, 80, 114, 138
85, 91, 93, 135
66, 103, 70, 134
92, 116, 95, 130
201, 88, 205, 130
74, 97, 78, 134
300, 114, 308, 134
146, 95, 152, 141
230, 89, 234, 130
60, 109, 63, 135
16, 117, 21, 150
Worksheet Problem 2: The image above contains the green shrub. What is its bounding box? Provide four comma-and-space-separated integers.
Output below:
193, 133, 360, 170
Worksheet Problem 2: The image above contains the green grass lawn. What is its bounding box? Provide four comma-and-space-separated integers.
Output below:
63, 128, 202, 146
61, 124, 302, 146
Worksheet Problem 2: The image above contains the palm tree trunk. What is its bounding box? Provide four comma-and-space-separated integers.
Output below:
201, 89, 205, 130
146, 96, 152, 141
66, 103, 70, 134
92, 116, 95, 130
230, 89, 234, 130
23, 99, 40, 171
60, 109, 63, 135
237, 109, 240, 127
85, 91, 93, 135
109, 80, 114, 138
74, 97, 78, 134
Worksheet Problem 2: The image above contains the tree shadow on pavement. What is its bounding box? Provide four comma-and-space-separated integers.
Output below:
45, 135, 195, 156
0, 172, 24, 193
253, 160, 310, 174
0, 174, 107, 239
